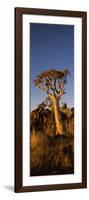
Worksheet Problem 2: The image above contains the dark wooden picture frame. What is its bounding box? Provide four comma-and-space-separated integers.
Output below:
15, 7, 87, 193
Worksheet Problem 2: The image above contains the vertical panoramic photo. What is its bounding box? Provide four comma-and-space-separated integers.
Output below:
30, 23, 74, 176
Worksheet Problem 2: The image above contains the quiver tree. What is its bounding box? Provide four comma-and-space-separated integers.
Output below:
33, 69, 69, 135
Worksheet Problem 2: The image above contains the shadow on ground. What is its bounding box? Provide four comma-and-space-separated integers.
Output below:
4, 185, 14, 192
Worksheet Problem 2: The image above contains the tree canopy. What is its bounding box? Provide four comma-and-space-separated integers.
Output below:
33, 69, 69, 98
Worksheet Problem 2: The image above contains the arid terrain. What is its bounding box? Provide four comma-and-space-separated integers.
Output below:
30, 104, 74, 176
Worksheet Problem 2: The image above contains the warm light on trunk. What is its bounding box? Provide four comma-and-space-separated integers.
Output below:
49, 94, 64, 135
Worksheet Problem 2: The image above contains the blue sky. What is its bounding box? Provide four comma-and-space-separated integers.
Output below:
30, 23, 74, 111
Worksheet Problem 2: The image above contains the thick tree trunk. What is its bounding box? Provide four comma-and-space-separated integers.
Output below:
49, 94, 64, 135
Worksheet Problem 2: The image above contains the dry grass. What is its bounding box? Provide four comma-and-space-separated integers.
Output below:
30, 106, 74, 176
30, 130, 74, 176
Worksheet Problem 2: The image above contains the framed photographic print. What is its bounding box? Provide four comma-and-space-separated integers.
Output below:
15, 8, 87, 192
